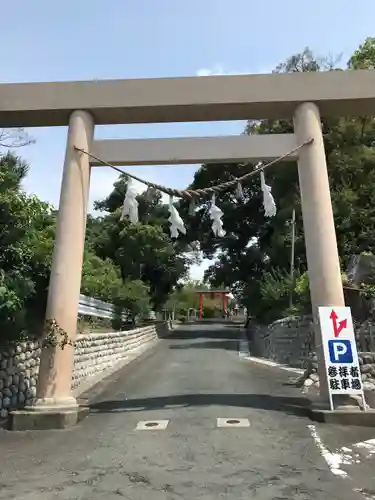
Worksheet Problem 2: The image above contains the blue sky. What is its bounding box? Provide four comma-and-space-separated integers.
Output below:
3, 0, 375, 280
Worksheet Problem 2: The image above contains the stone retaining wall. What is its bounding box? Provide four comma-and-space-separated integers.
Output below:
0, 342, 41, 418
301, 351, 375, 402
0, 323, 164, 418
252, 316, 314, 369
72, 325, 158, 391
252, 315, 375, 369
249, 315, 375, 405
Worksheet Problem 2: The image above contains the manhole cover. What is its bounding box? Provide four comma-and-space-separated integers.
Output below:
217, 418, 250, 428
135, 420, 170, 430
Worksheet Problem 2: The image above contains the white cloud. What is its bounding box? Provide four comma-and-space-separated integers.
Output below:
89, 168, 119, 211
188, 258, 212, 281
196, 64, 226, 76
195, 64, 275, 77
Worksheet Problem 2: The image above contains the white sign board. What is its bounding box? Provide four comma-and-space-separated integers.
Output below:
318, 307, 364, 408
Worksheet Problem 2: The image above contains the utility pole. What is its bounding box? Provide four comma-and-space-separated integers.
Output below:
289, 208, 296, 309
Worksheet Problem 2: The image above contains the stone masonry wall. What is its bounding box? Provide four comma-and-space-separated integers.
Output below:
72, 325, 158, 390
0, 324, 162, 418
252, 316, 314, 369
252, 315, 375, 369
301, 351, 375, 404
0, 341, 41, 418
250, 315, 375, 405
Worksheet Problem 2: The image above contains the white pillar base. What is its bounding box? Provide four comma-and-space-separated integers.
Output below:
26, 396, 78, 412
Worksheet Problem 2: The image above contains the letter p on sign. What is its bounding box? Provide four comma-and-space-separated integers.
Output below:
328, 340, 353, 363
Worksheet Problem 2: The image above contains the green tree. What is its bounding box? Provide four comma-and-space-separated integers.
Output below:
348, 37, 375, 69
165, 282, 200, 318
0, 152, 55, 341
81, 251, 125, 303
184, 38, 375, 322
119, 279, 151, 326
0, 152, 156, 342
81, 250, 150, 322
165, 281, 226, 320
92, 175, 191, 309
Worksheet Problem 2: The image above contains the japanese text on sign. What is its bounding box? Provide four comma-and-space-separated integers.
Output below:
318, 307, 363, 396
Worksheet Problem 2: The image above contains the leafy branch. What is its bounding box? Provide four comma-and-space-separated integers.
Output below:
359, 283, 375, 301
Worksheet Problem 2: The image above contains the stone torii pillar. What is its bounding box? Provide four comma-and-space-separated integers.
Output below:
15, 110, 95, 428
294, 102, 345, 404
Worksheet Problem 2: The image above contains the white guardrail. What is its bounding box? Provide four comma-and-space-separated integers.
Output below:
78, 294, 156, 320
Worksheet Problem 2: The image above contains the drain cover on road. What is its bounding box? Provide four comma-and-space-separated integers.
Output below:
135, 420, 169, 430
217, 418, 250, 428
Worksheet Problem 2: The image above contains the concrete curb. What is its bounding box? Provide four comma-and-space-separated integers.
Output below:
241, 355, 304, 375
302, 405, 375, 427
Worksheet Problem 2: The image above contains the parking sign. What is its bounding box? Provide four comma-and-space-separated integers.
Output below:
318, 307, 364, 404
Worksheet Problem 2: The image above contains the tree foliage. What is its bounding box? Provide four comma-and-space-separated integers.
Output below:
0, 153, 54, 340
91, 174, 193, 309
0, 155, 190, 342
4, 37, 375, 337
165, 281, 227, 320
183, 38, 375, 322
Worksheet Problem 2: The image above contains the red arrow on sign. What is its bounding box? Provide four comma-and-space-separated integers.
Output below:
330, 309, 347, 337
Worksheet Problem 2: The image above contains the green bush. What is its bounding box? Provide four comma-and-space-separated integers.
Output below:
255, 268, 312, 323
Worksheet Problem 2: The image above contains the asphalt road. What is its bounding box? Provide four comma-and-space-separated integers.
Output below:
0, 324, 374, 499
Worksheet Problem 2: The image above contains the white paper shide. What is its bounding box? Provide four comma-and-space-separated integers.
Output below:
260, 170, 277, 217
209, 195, 226, 237
121, 178, 139, 223
168, 196, 186, 239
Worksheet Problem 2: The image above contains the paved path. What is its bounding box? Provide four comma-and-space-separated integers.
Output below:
0, 324, 374, 499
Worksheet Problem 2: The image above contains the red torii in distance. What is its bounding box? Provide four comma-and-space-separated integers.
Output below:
195, 289, 231, 320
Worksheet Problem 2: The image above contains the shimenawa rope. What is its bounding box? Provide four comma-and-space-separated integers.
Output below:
74, 138, 313, 199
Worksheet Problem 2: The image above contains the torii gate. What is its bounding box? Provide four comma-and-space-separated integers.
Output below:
1, 69, 373, 426
196, 289, 231, 320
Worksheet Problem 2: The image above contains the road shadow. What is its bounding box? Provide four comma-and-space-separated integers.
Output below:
168, 326, 242, 352
169, 328, 240, 340
89, 392, 309, 418
169, 339, 240, 351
